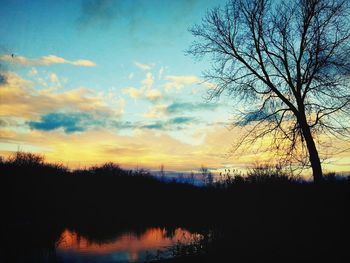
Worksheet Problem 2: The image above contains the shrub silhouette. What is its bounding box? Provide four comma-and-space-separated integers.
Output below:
7, 151, 45, 167
90, 162, 125, 176
245, 164, 300, 184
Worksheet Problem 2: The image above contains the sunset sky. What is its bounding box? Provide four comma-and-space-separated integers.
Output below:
1, 0, 349, 173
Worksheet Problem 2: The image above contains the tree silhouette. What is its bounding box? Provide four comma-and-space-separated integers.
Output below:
188, 0, 350, 182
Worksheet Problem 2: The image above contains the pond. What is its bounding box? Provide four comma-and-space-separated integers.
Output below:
56, 227, 201, 263
0, 222, 203, 263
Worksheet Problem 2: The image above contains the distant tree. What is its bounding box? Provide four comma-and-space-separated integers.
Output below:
189, 171, 196, 185
200, 165, 214, 186
160, 164, 165, 181
178, 173, 185, 183
91, 162, 124, 176
188, 0, 350, 182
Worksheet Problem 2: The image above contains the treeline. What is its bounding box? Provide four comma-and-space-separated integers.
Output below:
1, 151, 350, 225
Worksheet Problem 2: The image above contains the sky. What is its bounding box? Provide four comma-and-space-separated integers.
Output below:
1, 0, 350, 173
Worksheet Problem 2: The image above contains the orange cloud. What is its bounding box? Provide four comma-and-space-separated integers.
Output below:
0, 72, 123, 119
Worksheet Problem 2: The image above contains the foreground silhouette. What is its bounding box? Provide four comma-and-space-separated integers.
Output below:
1, 152, 349, 262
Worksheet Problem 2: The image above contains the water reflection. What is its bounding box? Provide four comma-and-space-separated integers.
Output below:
57, 227, 199, 262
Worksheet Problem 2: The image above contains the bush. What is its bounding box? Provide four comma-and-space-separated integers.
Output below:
90, 162, 125, 176
7, 152, 45, 167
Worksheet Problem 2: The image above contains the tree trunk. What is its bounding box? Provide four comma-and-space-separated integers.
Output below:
299, 116, 324, 183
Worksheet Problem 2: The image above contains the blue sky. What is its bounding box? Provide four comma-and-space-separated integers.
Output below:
0, 0, 216, 85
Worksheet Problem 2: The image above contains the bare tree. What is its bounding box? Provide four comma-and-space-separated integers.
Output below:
201, 165, 214, 186
160, 164, 165, 181
188, 0, 350, 182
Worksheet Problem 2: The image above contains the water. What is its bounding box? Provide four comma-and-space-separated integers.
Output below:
56, 227, 200, 263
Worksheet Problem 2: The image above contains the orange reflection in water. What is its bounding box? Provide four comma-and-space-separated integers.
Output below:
57, 227, 197, 261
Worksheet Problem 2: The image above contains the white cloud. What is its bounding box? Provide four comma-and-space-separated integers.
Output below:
164, 75, 201, 92
134, 62, 153, 71
123, 86, 143, 99
123, 85, 162, 102
70, 59, 96, 67
28, 68, 38, 76
0, 54, 96, 67
204, 81, 216, 90
143, 104, 167, 119
49, 73, 59, 83
158, 67, 165, 80
145, 89, 162, 101
128, 72, 134, 80
115, 97, 126, 115
141, 72, 154, 88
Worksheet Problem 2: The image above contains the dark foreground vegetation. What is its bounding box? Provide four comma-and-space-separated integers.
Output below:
0, 152, 349, 262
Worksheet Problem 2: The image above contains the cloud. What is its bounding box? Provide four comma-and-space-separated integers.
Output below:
74, 0, 204, 49
112, 121, 139, 130
166, 102, 219, 114
166, 75, 200, 84
77, 0, 118, 29
141, 72, 154, 88
112, 116, 196, 131
168, 116, 195, 125
0, 54, 96, 67
0, 62, 6, 85
28, 113, 147, 134
145, 89, 161, 101
122, 86, 143, 99
123, 89, 163, 103
164, 75, 200, 91
104, 144, 149, 155
113, 116, 196, 131
143, 104, 168, 119
0, 72, 124, 119
122, 71, 163, 102
27, 112, 96, 133
49, 73, 59, 83
237, 110, 276, 126
0, 119, 8, 127
135, 62, 153, 71
142, 123, 164, 129
27, 111, 196, 133
143, 101, 220, 119
70, 59, 96, 67
0, 116, 278, 171
123, 72, 156, 99
0, 73, 6, 85
0, 72, 205, 136
158, 67, 165, 79
142, 116, 196, 130
28, 68, 38, 76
